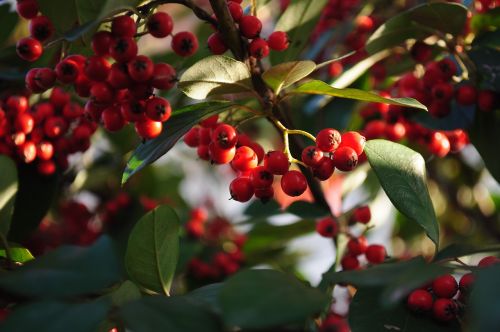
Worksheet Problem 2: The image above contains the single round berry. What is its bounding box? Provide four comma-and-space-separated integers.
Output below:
228, 1, 243, 21
455, 85, 477, 106
55, 59, 80, 84
200, 114, 219, 128
209, 143, 236, 164
339, 131, 365, 156
16, 0, 39, 19
14, 113, 35, 134
232, 146, 258, 171
316, 128, 341, 152
6, 96, 29, 114
62, 102, 84, 119
36, 141, 54, 161
135, 119, 163, 139
44, 116, 68, 138
432, 82, 454, 101
128, 55, 154, 82
254, 186, 274, 202
184, 127, 200, 147
108, 62, 132, 89
264, 150, 289, 175
207, 33, 228, 55
410, 41, 432, 63
34, 67, 56, 90
250, 166, 274, 189
268, 31, 289, 51
312, 157, 335, 180
478, 256, 500, 267
316, 217, 338, 238
428, 131, 450, 158
145, 97, 172, 122
432, 274, 458, 298
436, 58, 457, 80
147, 12, 173, 38
16, 37, 43, 62
18, 141, 37, 163
385, 122, 406, 141
249, 38, 269, 59
120, 100, 145, 123
92, 31, 113, 56
353, 206, 371, 224
301, 145, 323, 167
212, 123, 237, 149
333, 146, 358, 172
281, 170, 307, 197
111, 15, 136, 38
29, 15, 54, 42
230, 177, 255, 202
109, 37, 138, 63
341, 255, 360, 270
432, 298, 456, 322
407, 289, 433, 313
477, 90, 496, 112
459, 273, 474, 293
239, 15, 262, 39
152, 63, 177, 90
171, 31, 199, 57
90, 82, 114, 104
347, 236, 368, 255
102, 106, 126, 132
85, 56, 111, 82
365, 244, 386, 264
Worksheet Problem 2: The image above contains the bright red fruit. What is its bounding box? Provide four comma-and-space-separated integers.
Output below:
281, 170, 307, 197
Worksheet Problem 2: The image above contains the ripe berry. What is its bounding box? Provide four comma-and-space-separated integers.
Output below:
29, 15, 54, 41
316, 128, 341, 152
55, 59, 80, 84
301, 145, 323, 167
249, 38, 270, 59
92, 31, 113, 56
239, 15, 262, 39
428, 131, 450, 158
38, 160, 56, 175
207, 33, 228, 55
213, 123, 237, 149
152, 63, 177, 90
36, 141, 54, 160
85, 56, 111, 82
313, 157, 335, 180
352, 206, 371, 224
347, 236, 368, 255
147, 12, 173, 38
109, 37, 138, 63
18, 141, 37, 163
16, 0, 39, 19
199, 127, 211, 145
316, 217, 338, 238
135, 119, 163, 139
432, 298, 456, 322
268, 31, 289, 51
14, 113, 34, 134
197, 144, 210, 160
432, 275, 458, 298
108, 63, 132, 89
171, 31, 199, 57
365, 244, 386, 264
355, 15, 374, 33
232, 146, 258, 171
145, 97, 171, 122
16, 37, 43, 62
209, 143, 236, 164
228, 1, 243, 22
200, 114, 219, 128
186, 220, 204, 238
385, 122, 406, 141
407, 289, 433, 313
455, 85, 477, 105
281, 170, 307, 197
128, 55, 154, 82
410, 41, 432, 63
62, 102, 84, 119
6, 95, 29, 114
102, 106, 126, 132
432, 82, 454, 101
341, 255, 360, 270
478, 255, 500, 267
44, 116, 68, 138
111, 15, 136, 38
230, 177, 254, 202
477, 90, 496, 112
339, 131, 365, 156
184, 127, 200, 147
264, 150, 289, 175
250, 166, 274, 189
459, 273, 474, 293
254, 186, 274, 202
436, 58, 457, 80
333, 146, 358, 172
90, 82, 114, 104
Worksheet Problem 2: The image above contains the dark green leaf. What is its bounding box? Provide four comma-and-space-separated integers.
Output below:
270, 0, 328, 64
366, 2, 468, 54
262, 61, 316, 94
287, 201, 330, 218
122, 101, 232, 184
244, 200, 281, 218
110, 280, 142, 307
119, 296, 223, 332
364, 140, 439, 247
125, 205, 180, 295
472, 29, 500, 49
178, 56, 253, 100
186, 283, 223, 313
349, 287, 460, 332
0, 236, 120, 298
0, 245, 34, 263
469, 110, 500, 184
39, 0, 78, 35
219, 269, 328, 329
470, 264, 500, 332
0, 156, 17, 237
0, 4, 19, 46
289, 80, 427, 111
0, 299, 110, 332
434, 243, 500, 261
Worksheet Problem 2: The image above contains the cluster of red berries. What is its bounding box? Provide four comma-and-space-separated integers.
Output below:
406, 256, 499, 322
474, 0, 498, 12
207, 1, 290, 58
0, 92, 96, 175
186, 208, 246, 282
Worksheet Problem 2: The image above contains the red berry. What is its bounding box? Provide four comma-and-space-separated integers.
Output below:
239, 15, 262, 39
455, 85, 477, 106
436, 58, 457, 80
111, 15, 136, 38
135, 119, 163, 139
341, 255, 360, 270
353, 206, 371, 224
14, 113, 34, 134
249, 38, 270, 59
6, 95, 29, 114
250, 166, 274, 189
109, 37, 138, 63
432, 298, 456, 322
18, 141, 37, 163
55, 59, 80, 84
320, 314, 349, 332
410, 41, 432, 63
339, 131, 365, 156
477, 90, 496, 112
385, 122, 406, 141
85, 56, 111, 82
316, 128, 341, 152
199, 127, 211, 145
16, 37, 43, 62
145, 97, 171, 122
29, 15, 54, 42
16, 0, 39, 19
120, 100, 144, 123
281, 170, 307, 197
347, 236, 368, 255
102, 106, 126, 132
228, 1, 243, 21
151, 63, 177, 90
171, 31, 199, 57
333, 146, 358, 171
62, 102, 84, 119
432, 275, 458, 298
147, 12, 173, 38
186, 220, 204, 238
316, 217, 338, 238
355, 15, 374, 33
230, 177, 254, 202
254, 186, 274, 202
328, 62, 343, 77
428, 131, 450, 158
232, 146, 258, 171
207, 33, 228, 55
36, 141, 54, 160
264, 150, 289, 175
407, 289, 433, 312
38, 160, 56, 176
301, 145, 323, 167
200, 114, 219, 128
268, 31, 289, 51
197, 144, 210, 160
212, 123, 237, 149
312, 157, 335, 181
108, 62, 132, 89
90, 82, 114, 104
128, 55, 154, 82
365, 244, 386, 264
44, 116, 68, 138
478, 255, 500, 267
209, 143, 236, 164
363, 120, 386, 139
432, 82, 454, 101
459, 273, 474, 293
184, 127, 200, 147
92, 31, 113, 56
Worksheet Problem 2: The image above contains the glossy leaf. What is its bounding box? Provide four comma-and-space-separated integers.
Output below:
125, 206, 180, 295
186, 283, 224, 314
0, 236, 120, 298
0, 155, 17, 236
262, 61, 316, 94
270, 0, 328, 64
119, 296, 223, 332
178, 56, 253, 100
470, 264, 500, 332
364, 140, 439, 247
434, 243, 500, 261
122, 101, 232, 184
289, 80, 427, 111
219, 269, 328, 329
0, 245, 34, 263
469, 110, 500, 184
366, 2, 468, 54
110, 280, 142, 307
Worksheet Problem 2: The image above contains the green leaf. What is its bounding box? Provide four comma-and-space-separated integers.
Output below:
219, 269, 328, 329
110, 280, 142, 307
122, 101, 232, 184
349, 287, 460, 332
0, 155, 17, 237
470, 264, 500, 332
178, 56, 253, 100
0, 4, 19, 46
0, 299, 110, 332
469, 111, 500, 184
364, 140, 439, 247
289, 80, 427, 111
125, 205, 180, 295
434, 243, 500, 261
270, 0, 328, 64
119, 296, 223, 332
471, 8, 500, 32
186, 283, 224, 313
38, 0, 79, 35
0, 236, 120, 298
262, 61, 316, 94
0, 245, 34, 263
287, 201, 330, 218
366, 2, 468, 54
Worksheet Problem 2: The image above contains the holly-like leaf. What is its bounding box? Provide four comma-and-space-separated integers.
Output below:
122, 101, 232, 184
0, 156, 17, 237
0, 236, 120, 298
178, 56, 253, 100
470, 264, 500, 332
364, 140, 439, 248
119, 296, 223, 332
366, 2, 468, 54
270, 0, 328, 64
469, 110, 500, 184
262, 61, 316, 95
434, 243, 500, 261
125, 206, 180, 295
219, 269, 328, 329
109, 280, 142, 307
289, 80, 427, 111
186, 283, 224, 314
